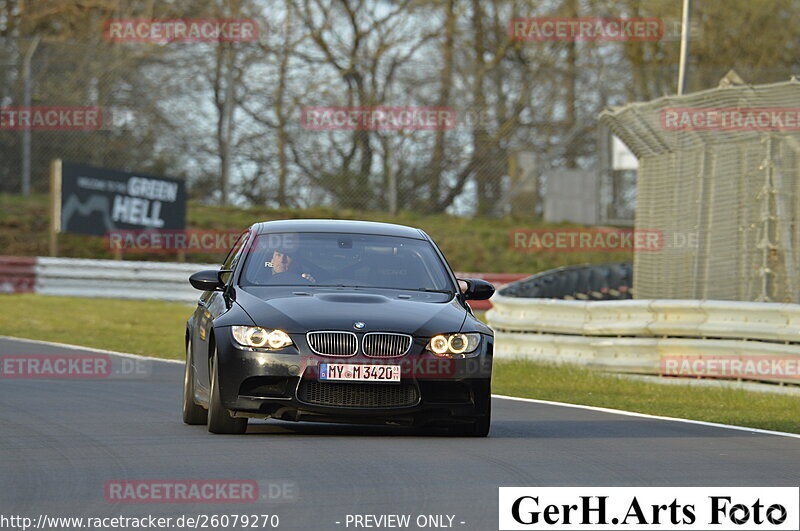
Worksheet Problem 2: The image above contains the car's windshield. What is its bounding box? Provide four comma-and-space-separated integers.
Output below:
239, 232, 453, 292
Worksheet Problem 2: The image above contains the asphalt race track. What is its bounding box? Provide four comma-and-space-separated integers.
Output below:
1, 336, 798, 530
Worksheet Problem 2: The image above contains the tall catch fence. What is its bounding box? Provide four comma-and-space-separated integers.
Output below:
601, 78, 800, 303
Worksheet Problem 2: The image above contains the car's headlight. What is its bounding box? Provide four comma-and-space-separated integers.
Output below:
426, 333, 481, 356
231, 326, 293, 349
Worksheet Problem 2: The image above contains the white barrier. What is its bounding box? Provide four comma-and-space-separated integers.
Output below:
487, 294, 800, 342
35, 258, 217, 303
487, 294, 800, 384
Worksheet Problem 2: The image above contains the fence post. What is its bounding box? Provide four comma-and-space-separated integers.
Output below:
49, 159, 62, 257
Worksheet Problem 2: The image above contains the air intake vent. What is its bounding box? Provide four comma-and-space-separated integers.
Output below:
297, 381, 420, 408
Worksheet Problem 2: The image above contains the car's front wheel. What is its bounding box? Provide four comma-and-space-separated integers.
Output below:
182, 338, 207, 425
207, 347, 248, 434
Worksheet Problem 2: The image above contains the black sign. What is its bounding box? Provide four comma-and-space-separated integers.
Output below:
60, 162, 186, 237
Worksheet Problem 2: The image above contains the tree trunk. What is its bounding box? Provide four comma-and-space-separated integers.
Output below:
426, 0, 455, 211
471, 0, 493, 217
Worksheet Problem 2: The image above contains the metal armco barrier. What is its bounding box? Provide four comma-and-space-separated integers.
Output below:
34, 258, 217, 303
0, 256, 36, 294
0, 256, 513, 308
489, 297, 800, 343
487, 263, 800, 385
492, 332, 800, 385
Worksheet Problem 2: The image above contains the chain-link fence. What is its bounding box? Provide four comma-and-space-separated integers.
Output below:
602, 77, 800, 302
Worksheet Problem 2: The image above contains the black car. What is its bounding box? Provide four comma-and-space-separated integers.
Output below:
183, 220, 495, 436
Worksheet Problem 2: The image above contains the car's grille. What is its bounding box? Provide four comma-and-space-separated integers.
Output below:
306, 331, 358, 356
362, 332, 412, 357
297, 381, 419, 408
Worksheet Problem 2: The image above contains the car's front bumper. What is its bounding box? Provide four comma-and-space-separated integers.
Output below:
215, 329, 492, 426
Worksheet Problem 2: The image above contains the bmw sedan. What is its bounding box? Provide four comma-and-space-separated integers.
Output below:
183, 220, 495, 436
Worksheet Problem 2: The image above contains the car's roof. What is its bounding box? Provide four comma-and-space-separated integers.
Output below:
252, 219, 428, 239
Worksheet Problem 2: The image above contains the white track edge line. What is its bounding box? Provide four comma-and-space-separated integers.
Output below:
0, 335, 183, 364
2, 335, 798, 439
492, 394, 800, 440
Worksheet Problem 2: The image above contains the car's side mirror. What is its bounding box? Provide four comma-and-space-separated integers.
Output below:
457, 278, 495, 301
189, 270, 229, 291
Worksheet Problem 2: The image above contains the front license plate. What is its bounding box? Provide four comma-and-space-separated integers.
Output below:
319, 363, 401, 383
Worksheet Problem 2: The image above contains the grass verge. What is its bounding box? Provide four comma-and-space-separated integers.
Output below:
493, 359, 800, 434
1, 294, 798, 434
0, 294, 190, 360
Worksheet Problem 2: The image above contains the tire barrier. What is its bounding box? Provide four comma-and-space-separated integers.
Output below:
499, 262, 632, 300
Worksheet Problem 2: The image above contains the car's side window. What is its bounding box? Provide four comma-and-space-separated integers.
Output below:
220, 232, 249, 285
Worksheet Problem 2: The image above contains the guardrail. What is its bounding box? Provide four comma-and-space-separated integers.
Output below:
491, 333, 800, 383
0, 256, 516, 309
35, 258, 218, 303
488, 297, 800, 343
487, 263, 800, 385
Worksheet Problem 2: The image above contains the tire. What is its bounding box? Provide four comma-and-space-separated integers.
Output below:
207, 347, 248, 434
182, 338, 207, 425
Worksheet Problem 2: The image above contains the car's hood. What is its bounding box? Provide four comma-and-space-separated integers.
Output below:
234, 286, 467, 336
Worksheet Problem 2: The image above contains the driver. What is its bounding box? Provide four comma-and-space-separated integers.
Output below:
267, 247, 315, 282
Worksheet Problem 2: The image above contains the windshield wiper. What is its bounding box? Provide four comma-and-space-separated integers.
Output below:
370, 287, 453, 293
311, 285, 452, 293
405, 288, 453, 293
